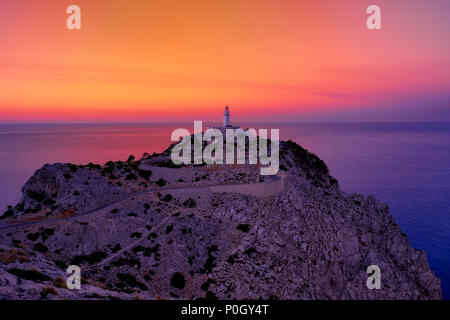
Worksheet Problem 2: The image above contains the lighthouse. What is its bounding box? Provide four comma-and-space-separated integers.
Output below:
224, 106, 231, 127
214, 106, 240, 133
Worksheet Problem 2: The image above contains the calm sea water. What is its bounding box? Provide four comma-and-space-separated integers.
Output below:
0, 122, 449, 299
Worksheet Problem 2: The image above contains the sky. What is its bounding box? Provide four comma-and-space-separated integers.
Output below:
0, 0, 449, 122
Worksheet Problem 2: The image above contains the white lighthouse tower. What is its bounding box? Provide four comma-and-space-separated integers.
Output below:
214, 106, 240, 133
224, 106, 231, 127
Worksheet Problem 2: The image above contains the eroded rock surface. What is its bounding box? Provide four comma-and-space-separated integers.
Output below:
0, 140, 442, 299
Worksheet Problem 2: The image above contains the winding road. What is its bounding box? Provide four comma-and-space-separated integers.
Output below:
0, 175, 283, 233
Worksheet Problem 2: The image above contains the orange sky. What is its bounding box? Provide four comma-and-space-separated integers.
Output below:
0, 0, 449, 122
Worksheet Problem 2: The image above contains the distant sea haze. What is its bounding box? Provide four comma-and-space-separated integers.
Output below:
0, 122, 449, 299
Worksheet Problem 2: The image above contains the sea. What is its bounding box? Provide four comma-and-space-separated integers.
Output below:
0, 122, 449, 298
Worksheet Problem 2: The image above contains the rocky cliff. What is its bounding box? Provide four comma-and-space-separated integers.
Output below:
0, 140, 442, 299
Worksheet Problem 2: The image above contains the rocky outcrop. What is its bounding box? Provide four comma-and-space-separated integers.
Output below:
0, 140, 442, 299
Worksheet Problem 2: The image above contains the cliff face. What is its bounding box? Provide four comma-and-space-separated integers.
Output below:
0, 140, 442, 299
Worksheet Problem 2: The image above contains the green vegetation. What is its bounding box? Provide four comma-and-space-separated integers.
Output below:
244, 247, 257, 256
15, 203, 25, 212
28, 190, 46, 202
147, 232, 157, 239
170, 272, 186, 289
53, 260, 68, 270
33, 243, 49, 253
165, 225, 174, 234
130, 232, 142, 239
143, 271, 154, 282
7, 268, 52, 282
68, 163, 78, 172
40, 287, 57, 299
103, 165, 114, 175
226, 253, 239, 265
236, 224, 250, 233
155, 178, 167, 187
104, 160, 115, 167
144, 245, 160, 258
131, 246, 145, 254
205, 291, 218, 300
183, 198, 197, 208
131, 244, 160, 259
138, 169, 152, 180
111, 257, 141, 268
0, 205, 14, 220
52, 277, 66, 289
41, 228, 55, 241
125, 173, 138, 181
201, 278, 216, 291
43, 198, 56, 206
117, 273, 148, 291
152, 160, 182, 169
111, 243, 121, 253
87, 162, 101, 170
26, 232, 40, 241
25, 205, 41, 214
70, 251, 107, 265
160, 194, 173, 202
181, 227, 192, 235
201, 245, 218, 274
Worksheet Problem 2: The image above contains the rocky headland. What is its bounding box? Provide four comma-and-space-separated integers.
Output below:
0, 140, 442, 299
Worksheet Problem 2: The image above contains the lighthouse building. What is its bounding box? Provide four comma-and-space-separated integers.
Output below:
224, 106, 231, 127
214, 106, 240, 133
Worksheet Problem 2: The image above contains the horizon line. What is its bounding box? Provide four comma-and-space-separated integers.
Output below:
1, 120, 450, 125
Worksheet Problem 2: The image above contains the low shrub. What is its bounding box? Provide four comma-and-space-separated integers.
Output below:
70, 251, 107, 265
33, 243, 49, 253
52, 277, 66, 289
125, 173, 138, 181
7, 268, 52, 282
26, 232, 40, 241
155, 179, 167, 187
130, 232, 142, 239
183, 198, 197, 208
236, 224, 250, 233
0, 249, 30, 264
117, 273, 148, 291
28, 191, 46, 202
161, 194, 173, 202
170, 272, 186, 289
138, 169, 152, 180
0, 206, 14, 220
40, 287, 57, 299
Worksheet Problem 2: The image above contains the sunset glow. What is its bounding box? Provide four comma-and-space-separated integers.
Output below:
0, 0, 449, 122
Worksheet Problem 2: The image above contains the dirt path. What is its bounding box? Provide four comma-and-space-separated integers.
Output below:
0, 175, 283, 233
90, 207, 180, 269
